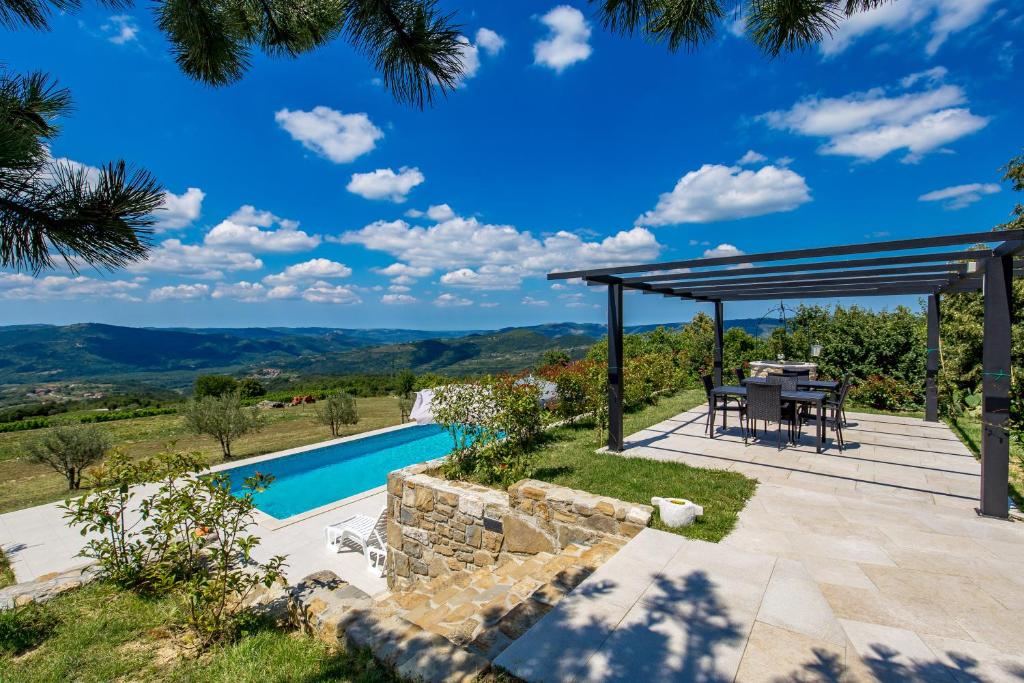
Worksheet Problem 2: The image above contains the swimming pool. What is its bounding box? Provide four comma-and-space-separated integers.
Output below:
224, 424, 457, 519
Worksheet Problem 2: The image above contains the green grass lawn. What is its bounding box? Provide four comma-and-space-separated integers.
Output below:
529, 390, 757, 542
0, 582, 400, 683
0, 397, 406, 513
0, 547, 13, 589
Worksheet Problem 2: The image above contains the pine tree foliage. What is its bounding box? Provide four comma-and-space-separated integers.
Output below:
591, 0, 896, 56
0, 71, 163, 273
3, 0, 466, 108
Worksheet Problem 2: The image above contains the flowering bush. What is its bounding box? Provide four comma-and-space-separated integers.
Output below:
433, 376, 543, 486
849, 375, 922, 411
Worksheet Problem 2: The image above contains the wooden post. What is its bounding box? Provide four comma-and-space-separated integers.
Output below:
607, 283, 624, 452
981, 256, 1012, 518
925, 294, 940, 422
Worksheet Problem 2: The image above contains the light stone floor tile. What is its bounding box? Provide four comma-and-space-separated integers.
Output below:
840, 619, 960, 683
921, 634, 1024, 683
734, 621, 851, 683
755, 558, 848, 647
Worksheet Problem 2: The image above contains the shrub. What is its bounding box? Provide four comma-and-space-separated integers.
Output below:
0, 603, 56, 657
850, 375, 921, 412
63, 451, 286, 650
182, 392, 264, 459
0, 417, 50, 432
540, 348, 571, 367
314, 391, 359, 437
78, 407, 177, 423
237, 377, 266, 399
434, 377, 543, 486
194, 375, 240, 398
27, 424, 111, 490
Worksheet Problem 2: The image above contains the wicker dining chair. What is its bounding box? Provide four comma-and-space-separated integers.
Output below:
701, 374, 746, 435
800, 379, 851, 451
745, 382, 785, 450
734, 367, 746, 384
766, 374, 800, 442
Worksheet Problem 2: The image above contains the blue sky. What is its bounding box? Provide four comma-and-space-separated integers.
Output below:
3, 0, 1022, 330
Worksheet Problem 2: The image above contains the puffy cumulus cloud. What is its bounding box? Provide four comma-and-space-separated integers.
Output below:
522, 296, 548, 306
820, 0, 997, 57
919, 182, 1000, 210
736, 150, 768, 165
434, 293, 473, 307
346, 167, 425, 202
301, 282, 361, 304
148, 283, 209, 301
274, 106, 383, 163
439, 265, 521, 290
426, 204, 455, 221
267, 285, 299, 300
0, 272, 142, 301
703, 244, 745, 258
204, 208, 320, 253
372, 263, 433, 285
130, 239, 263, 279
155, 187, 204, 231
760, 73, 989, 163
476, 28, 506, 55
534, 5, 592, 72
381, 293, 418, 305
263, 258, 352, 285
636, 164, 811, 226
212, 281, 267, 302
340, 217, 660, 290
102, 14, 139, 44
389, 284, 411, 293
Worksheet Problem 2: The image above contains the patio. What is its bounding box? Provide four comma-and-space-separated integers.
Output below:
496, 407, 1024, 682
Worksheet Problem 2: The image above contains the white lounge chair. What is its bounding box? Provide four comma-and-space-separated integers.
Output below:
324, 506, 387, 577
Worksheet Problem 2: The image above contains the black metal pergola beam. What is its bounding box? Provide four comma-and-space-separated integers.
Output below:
550, 230, 1024, 281
656, 274, 968, 298
636, 264, 965, 292
613, 250, 989, 285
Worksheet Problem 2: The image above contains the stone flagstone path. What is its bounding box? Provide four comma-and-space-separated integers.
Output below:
495, 409, 1024, 682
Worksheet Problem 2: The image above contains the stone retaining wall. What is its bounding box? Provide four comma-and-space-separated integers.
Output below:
385, 464, 652, 591
0, 565, 98, 610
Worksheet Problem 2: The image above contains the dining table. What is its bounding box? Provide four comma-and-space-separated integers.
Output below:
741, 376, 841, 396
710, 384, 830, 453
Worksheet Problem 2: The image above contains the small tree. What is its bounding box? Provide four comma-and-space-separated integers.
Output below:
314, 392, 359, 437
182, 393, 263, 459
28, 425, 111, 490
237, 377, 266, 399
397, 369, 417, 397
540, 348, 572, 368
194, 375, 239, 398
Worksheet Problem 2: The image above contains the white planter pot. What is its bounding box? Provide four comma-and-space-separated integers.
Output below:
651, 497, 704, 528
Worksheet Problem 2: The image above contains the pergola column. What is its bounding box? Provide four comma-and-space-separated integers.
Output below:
925, 294, 941, 422
713, 300, 724, 387
607, 282, 624, 453
981, 255, 1013, 518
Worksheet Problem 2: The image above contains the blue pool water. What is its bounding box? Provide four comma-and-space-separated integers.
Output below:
224, 424, 458, 519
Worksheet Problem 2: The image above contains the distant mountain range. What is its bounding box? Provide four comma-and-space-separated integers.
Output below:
0, 318, 781, 392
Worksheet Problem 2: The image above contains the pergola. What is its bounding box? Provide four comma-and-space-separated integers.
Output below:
548, 229, 1023, 519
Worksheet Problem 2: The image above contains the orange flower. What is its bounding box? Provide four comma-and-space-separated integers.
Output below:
194, 526, 210, 538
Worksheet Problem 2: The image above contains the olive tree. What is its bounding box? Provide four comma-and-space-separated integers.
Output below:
28, 424, 111, 490
314, 392, 359, 437
182, 392, 263, 459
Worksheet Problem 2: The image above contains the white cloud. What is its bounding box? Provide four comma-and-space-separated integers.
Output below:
155, 187, 204, 231
736, 150, 768, 165
205, 212, 320, 253
212, 281, 267, 302
636, 164, 811, 226
263, 258, 352, 285
103, 14, 138, 44
149, 283, 209, 301
703, 244, 745, 258
534, 5, 592, 72
346, 167, 425, 202
389, 284, 411, 293
381, 293, 418, 305
340, 215, 661, 290
821, 0, 997, 57
274, 106, 383, 164
440, 265, 521, 290
426, 204, 455, 221
131, 239, 262, 279
760, 74, 989, 163
267, 285, 299, 299
522, 296, 549, 306
919, 182, 1000, 210
0, 273, 142, 301
456, 37, 481, 82
476, 28, 506, 55
479, 302, 500, 308
301, 282, 361, 305
434, 293, 473, 307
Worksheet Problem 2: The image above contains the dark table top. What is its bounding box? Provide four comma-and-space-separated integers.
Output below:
713, 385, 827, 403
741, 377, 840, 392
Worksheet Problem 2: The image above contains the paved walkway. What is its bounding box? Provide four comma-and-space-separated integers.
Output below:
496, 408, 1024, 682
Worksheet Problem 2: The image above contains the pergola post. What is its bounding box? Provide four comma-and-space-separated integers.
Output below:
713, 300, 724, 387
607, 282, 624, 453
925, 294, 941, 422
981, 255, 1013, 518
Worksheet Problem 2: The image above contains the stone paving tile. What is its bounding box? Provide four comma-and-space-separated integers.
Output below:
840, 618, 960, 683
734, 621, 852, 683
755, 558, 848, 647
